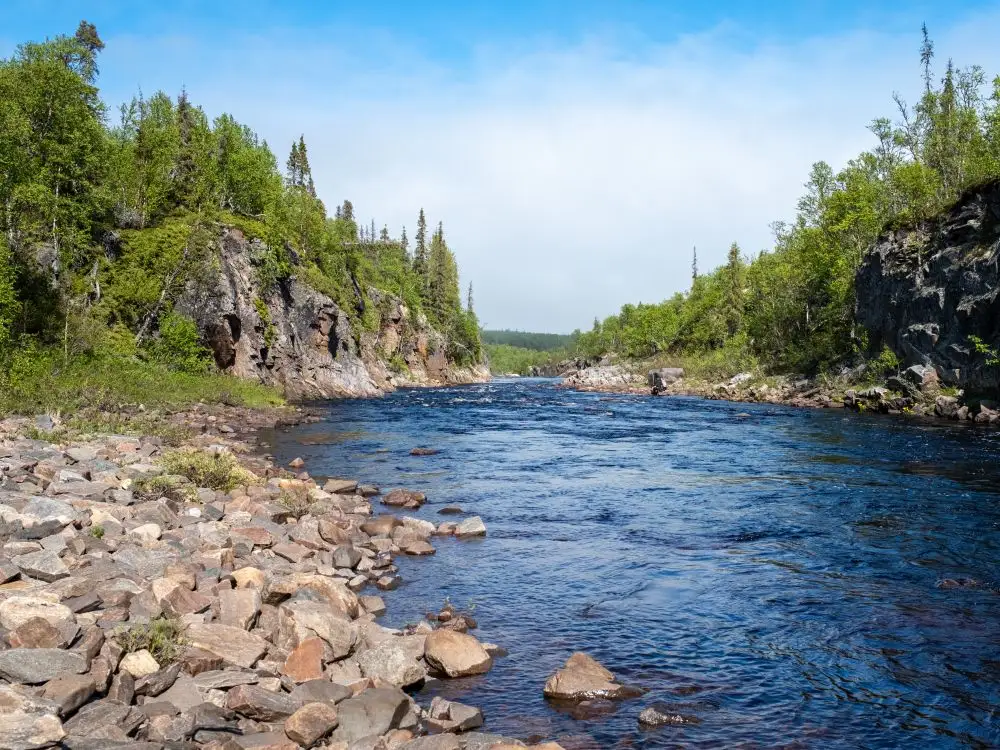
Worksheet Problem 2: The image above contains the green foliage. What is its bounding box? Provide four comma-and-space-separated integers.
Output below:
89, 525, 104, 539
254, 298, 276, 348
159, 448, 259, 491
481, 330, 574, 351
115, 617, 185, 664
486, 344, 566, 375
866, 344, 901, 380
572, 31, 1000, 376
969, 334, 1000, 366
0, 239, 17, 350
148, 311, 211, 373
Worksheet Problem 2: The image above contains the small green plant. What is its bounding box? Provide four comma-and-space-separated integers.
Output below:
277, 486, 312, 518
115, 617, 185, 664
253, 298, 277, 348
387, 354, 409, 375
969, 335, 1000, 366
159, 449, 259, 491
867, 344, 901, 381
89, 525, 105, 539
149, 312, 213, 374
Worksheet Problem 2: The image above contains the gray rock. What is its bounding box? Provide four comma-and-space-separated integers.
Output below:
63, 700, 143, 740
356, 635, 427, 687
0, 711, 65, 750
185, 622, 269, 668
40, 674, 97, 717
454, 516, 486, 538
399, 736, 461, 750
12, 549, 70, 582
289, 679, 352, 706
0, 648, 88, 684
225, 684, 303, 721
331, 686, 412, 743
17, 497, 78, 530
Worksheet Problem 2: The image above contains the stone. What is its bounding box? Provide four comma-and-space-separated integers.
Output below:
454, 517, 486, 539
288, 457, 305, 469
399, 539, 436, 556
186, 623, 269, 668
648, 367, 685, 393
543, 652, 638, 701
437, 506, 463, 515
331, 687, 412, 743
120, 648, 161, 678
409, 448, 439, 456
135, 663, 182, 697
638, 703, 701, 726
178, 646, 224, 676
332, 545, 362, 569
41, 674, 96, 717
428, 697, 484, 732
289, 679, 352, 706
381, 490, 425, 510
376, 575, 400, 591
323, 479, 358, 494
232, 566, 267, 590
277, 598, 357, 659
0, 589, 72, 623
62, 699, 142, 740
359, 596, 386, 617
282, 637, 326, 683
399, 737, 461, 750
236, 731, 300, 749
219, 588, 262, 630
356, 635, 427, 688
128, 523, 162, 543
273, 542, 310, 563
107, 670, 136, 704
17, 497, 78, 530
226, 684, 302, 721
0, 711, 65, 750
423, 629, 492, 678
11, 549, 69, 582
284, 702, 339, 746
8, 616, 75, 649
0, 648, 88, 684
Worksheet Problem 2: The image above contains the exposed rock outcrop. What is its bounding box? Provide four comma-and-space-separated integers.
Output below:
177, 227, 487, 400
856, 179, 1000, 394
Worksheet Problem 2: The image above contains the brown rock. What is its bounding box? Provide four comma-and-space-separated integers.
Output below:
381, 490, 426, 509
288, 457, 305, 469
283, 637, 326, 683
399, 539, 436, 556
543, 652, 638, 701
226, 684, 302, 721
284, 702, 339, 746
185, 623, 269, 668
8, 616, 73, 649
423, 630, 492, 678
219, 588, 262, 630
41, 674, 96, 717
178, 646, 224, 676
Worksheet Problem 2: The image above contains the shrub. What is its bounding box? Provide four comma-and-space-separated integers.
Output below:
149, 311, 212, 374
159, 448, 259, 491
116, 617, 185, 664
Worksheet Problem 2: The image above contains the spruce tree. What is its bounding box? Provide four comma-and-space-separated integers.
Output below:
400, 227, 409, 259
413, 208, 428, 292
691, 246, 698, 283
379, 225, 390, 241
466, 282, 474, 313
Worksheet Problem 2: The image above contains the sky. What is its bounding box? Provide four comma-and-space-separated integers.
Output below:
4, 1, 1000, 333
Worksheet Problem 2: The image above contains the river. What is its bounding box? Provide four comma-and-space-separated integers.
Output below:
262, 378, 1000, 749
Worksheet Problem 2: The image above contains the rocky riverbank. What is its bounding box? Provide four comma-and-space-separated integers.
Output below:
0, 404, 571, 750
559, 361, 1000, 424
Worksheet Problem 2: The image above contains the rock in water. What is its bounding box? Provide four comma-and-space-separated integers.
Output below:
543, 652, 640, 702
423, 629, 492, 678
638, 703, 701, 727
454, 516, 487, 538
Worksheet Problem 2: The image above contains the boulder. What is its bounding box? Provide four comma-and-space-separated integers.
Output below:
226, 684, 303, 721
276, 598, 357, 659
185, 623, 269, 668
638, 703, 700, 726
0, 712, 65, 750
284, 702, 339, 746
454, 516, 486, 538
40, 674, 96, 717
427, 696, 484, 732
382, 490, 426, 509
423, 630, 492, 678
331, 686, 413, 743
356, 635, 427, 688
119, 649, 161, 678
219, 587, 262, 630
543, 652, 638, 702
648, 368, 684, 394
11, 550, 69, 582
0, 648, 88, 684
282, 637, 326, 683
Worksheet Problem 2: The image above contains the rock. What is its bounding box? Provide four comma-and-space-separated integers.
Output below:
11, 550, 69, 582
323, 478, 359, 494
185, 623, 270, 668
282, 637, 326, 683
382, 490, 426, 509
41, 674, 96, 717
361, 516, 402, 537
427, 696, 484, 732
359, 595, 386, 617
399, 539, 436, 556
332, 545, 362, 569
128, 523, 162, 543
289, 679, 352, 706
284, 702, 339, 746
17, 497, 78, 530
0, 595, 74, 631
235, 731, 300, 749
331, 686, 412, 743
288, 457, 305, 469
903, 364, 939, 389
277, 598, 357, 659
356, 635, 427, 688
62, 698, 142, 740
219, 588, 262, 630
8, 616, 76, 649
638, 703, 701, 727
543, 652, 638, 702
399, 737, 461, 750
119, 649, 161, 678
454, 517, 486, 538
935, 395, 960, 417
648, 368, 684, 394
409, 448, 439, 456
0, 648, 88, 684
376, 575, 400, 591
232, 566, 267, 590
226, 684, 302, 721
437, 506, 463, 515
0, 712, 65, 750
423, 630, 492, 678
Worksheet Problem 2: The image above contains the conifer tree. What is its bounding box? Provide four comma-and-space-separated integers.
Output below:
466, 282, 474, 313
413, 209, 428, 290
691, 246, 698, 283
400, 227, 409, 259
379, 225, 390, 241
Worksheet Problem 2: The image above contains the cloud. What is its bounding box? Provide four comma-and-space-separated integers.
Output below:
88, 8, 1000, 331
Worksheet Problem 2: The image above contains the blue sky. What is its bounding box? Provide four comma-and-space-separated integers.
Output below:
3, 1, 1000, 331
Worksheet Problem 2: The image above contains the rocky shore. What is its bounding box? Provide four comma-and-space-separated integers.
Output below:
0, 404, 595, 750
559, 361, 1000, 424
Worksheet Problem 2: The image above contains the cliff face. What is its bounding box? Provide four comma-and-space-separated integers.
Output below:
176, 227, 487, 399
855, 179, 1000, 394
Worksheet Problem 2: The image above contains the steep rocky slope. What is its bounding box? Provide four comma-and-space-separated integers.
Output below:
856, 179, 1000, 394
176, 227, 487, 400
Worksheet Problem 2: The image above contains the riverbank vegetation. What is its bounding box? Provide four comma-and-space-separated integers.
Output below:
0, 21, 480, 415
572, 29, 1000, 377
482, 330, 576, 374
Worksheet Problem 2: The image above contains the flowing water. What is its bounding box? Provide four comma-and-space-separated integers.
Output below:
263, 378, 1000, 749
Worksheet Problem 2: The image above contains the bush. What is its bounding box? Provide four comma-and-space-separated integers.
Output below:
149, 311, 212, 373
159, 448, 259, 491
116, 617, 185, 664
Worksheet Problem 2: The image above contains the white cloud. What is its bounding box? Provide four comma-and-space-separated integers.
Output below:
94, 8, 1000, 332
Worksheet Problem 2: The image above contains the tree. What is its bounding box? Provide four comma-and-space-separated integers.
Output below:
413, 208, 428, 292
400, 226, 409, 260
691, 246, 698, 282
724, 242, 745, 338
466, 281, 474, 313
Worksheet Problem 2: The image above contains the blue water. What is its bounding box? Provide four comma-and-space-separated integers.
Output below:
264, 379, 1000, 749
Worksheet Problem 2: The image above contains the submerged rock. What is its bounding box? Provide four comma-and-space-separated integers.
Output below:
543, 652, 641, 702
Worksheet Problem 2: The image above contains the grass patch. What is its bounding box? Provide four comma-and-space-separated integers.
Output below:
277, 486, 312, 518
0, 349, 283, 418
159, 449, 259, 492
115, 617, 185, 664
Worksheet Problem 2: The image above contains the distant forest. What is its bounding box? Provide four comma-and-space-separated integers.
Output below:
481, 330, 575, 352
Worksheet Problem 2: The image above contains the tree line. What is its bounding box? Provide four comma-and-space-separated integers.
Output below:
574, 28, 1000, 374
0, 21, 481, 394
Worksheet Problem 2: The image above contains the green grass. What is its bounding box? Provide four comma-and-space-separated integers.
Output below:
115, 617, 186, 664
0, 350, 282, 417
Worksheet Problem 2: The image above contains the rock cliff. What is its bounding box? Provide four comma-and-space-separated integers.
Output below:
176, 227, 487, 400
856, 179, 1000, 394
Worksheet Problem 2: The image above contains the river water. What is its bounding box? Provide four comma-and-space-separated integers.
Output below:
263, 378, 1000, 749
